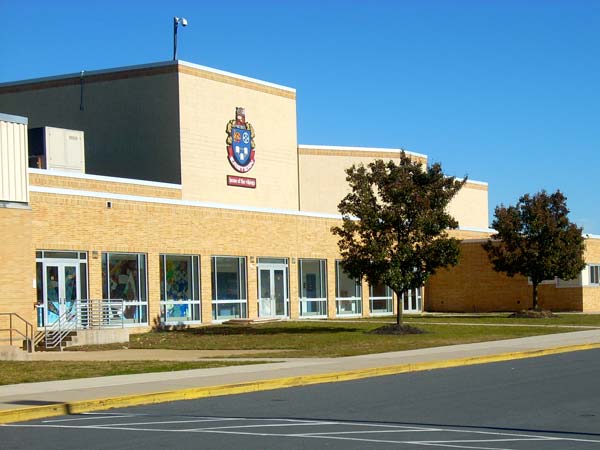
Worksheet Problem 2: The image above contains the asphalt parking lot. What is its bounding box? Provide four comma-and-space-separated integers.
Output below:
3, 349, 600, 450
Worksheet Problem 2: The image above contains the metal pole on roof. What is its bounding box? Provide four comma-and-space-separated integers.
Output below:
173, 16, 188, 61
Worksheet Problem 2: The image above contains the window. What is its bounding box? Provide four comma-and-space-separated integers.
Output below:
211, 256, 247, 321
160, 255, 201, 324
102, 252, 148, 326
370, 282, 393, 315
590, 265, 600, 285
299, 259, 327, 318
335, 260, 362, 316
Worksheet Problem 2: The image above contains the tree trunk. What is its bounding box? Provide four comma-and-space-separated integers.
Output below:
532, 282, 539, 311
395, 290, 404, 326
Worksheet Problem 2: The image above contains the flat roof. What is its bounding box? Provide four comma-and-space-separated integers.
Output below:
0, 112, 28, 125
0, 60, 296, 94
299, 144, 427, 160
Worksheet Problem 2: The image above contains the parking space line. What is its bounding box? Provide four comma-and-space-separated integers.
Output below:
196, 421, 337, 430
93, 417, 238, 427
293, 429, 436, 436
3, 416, 600, 449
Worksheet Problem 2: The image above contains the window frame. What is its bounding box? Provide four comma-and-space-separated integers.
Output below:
159, 254, 201, 325
298, 258, 328, 318
335, 260, 362, 316
211, 255, 248, 322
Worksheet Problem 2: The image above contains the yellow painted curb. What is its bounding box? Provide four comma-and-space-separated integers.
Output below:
1, 342, 599, 424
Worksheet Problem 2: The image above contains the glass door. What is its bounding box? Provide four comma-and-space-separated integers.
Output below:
43, 262, 79, 326
402, 287, 422, 313
257, 262, 288, 318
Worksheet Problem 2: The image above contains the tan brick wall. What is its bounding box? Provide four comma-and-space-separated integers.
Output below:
447, 183, 489, 230
585, 237, 600, 261
426, 241, 584, 312
26, 190, 347, 327
449, 230, 492, 240
29, 172, 182, 199
298, 147, 489, 230
0, 206, 35, 338
298, 148, 424, 215
178, 72, 299, 210
583, 288, 600, 312
584, 238, 600, 311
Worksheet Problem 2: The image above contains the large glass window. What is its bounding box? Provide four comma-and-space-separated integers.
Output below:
335, 260, 362, 316
590, 265, 600, 285
102, 252, 148, 326
160, 255, 201, 324
370, 282, 393, 315
211, 256, 247, 321
299, 259, 327, 318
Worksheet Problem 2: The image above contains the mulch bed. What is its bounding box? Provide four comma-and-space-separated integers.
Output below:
509, 310, 556, 319
367, 324, 426, 335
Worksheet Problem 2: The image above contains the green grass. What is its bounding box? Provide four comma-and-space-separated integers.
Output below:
359, 313, 600, 327
0, 360, 266, 385
403, 313, 600, 327
66, 320, 586, 358
13, 317, 595, 384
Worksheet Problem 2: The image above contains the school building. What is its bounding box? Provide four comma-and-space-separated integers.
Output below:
0, 60, 599, 345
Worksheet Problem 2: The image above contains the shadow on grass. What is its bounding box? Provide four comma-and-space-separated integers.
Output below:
178, 325, 364, 336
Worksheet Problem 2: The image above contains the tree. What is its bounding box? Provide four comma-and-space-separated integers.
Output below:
331, 152, 466, 328
483, 190, 586, 311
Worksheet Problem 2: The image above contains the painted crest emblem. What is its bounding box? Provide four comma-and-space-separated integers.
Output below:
226, 107, 256, 173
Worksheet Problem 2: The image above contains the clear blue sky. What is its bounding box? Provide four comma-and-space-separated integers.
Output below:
2, 0, 599, 233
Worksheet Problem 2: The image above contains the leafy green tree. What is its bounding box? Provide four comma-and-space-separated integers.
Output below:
332, 152, 465, 327
483, 190, 585, 311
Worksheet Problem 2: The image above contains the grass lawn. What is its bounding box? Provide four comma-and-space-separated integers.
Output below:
0, 360, 266, 386
66, 319, 588, 358
402, 313, 600, 327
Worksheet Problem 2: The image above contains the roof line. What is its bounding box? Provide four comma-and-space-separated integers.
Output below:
179, 60, 296, 93
0, 112, 28, 124
0, 60, 296, 93
28, 168, 182, 189
0, 61, 177, 88
298, 144, 427, 159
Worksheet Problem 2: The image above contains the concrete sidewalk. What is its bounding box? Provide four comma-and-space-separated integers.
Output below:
1, 329, 600, 421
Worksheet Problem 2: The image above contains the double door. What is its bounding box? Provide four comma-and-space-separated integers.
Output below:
41, 261, 80, 326
258, 263, 288, 318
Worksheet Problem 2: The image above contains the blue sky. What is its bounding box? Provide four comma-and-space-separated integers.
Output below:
1, 0, 599, 233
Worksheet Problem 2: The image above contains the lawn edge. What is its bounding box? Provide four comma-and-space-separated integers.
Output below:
1, 342, 599, 424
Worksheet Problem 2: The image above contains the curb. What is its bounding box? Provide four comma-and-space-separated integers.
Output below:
1, 342, 599, 424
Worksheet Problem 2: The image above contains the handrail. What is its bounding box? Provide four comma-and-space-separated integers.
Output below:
77, 299, 125, 329
45, 309, 78, 350
34, 299, 125, 350
0, 312, 35, 353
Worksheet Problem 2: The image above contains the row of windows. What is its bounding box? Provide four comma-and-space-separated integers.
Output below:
35, 251, 421, 327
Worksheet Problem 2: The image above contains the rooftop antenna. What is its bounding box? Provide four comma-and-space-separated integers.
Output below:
173, 16, 188, 61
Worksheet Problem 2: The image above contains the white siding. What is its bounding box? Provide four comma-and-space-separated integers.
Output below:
0, 113, 28, 203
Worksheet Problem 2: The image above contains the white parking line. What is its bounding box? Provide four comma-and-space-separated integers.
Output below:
3, 416, 600, 449
94, 417, 238, 427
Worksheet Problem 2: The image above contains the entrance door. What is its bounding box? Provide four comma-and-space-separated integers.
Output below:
402, 287, 422, 313
43, 262, 79, 326
258, 263, 288, 318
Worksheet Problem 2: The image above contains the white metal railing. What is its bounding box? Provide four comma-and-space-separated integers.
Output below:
34, 299, 124, 350
77, 299, 125, 329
